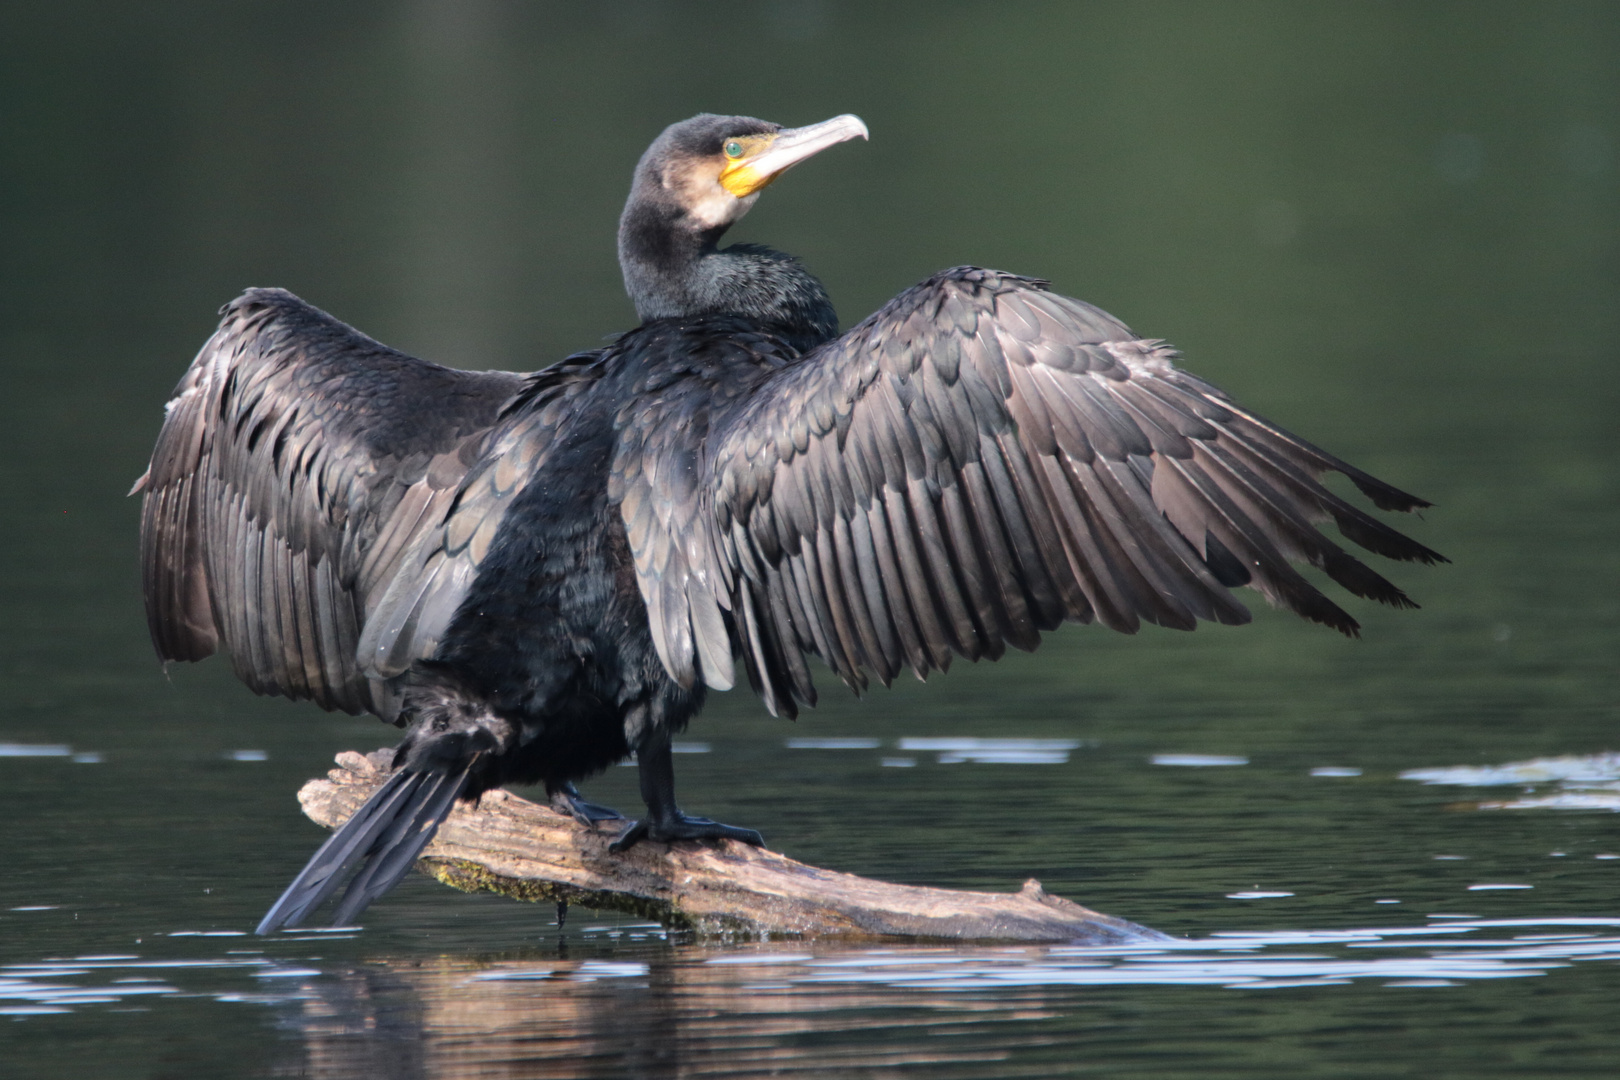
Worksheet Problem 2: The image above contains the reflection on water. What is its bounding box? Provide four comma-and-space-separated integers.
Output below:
1403, 754, 1620, 811
0, 742, 104, 764
898, 738, 1087, 765
0, 743, 73, 758
8, 918, 1620, 1076
1151, 753, 1249, 767
2, 956, 253, 1017
785, 737, 882, 750
1403, 753, 1620, 787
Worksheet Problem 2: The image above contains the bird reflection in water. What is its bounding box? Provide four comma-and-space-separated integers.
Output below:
282, 948, 1055, 1079
271, 916, 1620, 1077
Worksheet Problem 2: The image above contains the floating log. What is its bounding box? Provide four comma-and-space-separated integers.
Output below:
298, 749, 1166, 944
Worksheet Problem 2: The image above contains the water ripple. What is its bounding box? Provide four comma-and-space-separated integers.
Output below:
5, 917, 1618, 1024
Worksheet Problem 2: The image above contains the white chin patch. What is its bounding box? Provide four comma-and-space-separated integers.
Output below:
687, 186, 758, 230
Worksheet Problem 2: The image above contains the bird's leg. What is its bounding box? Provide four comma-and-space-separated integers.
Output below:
608, 729, 765, 853
545, 780, 625, 826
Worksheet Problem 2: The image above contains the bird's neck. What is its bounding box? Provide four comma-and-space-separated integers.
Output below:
618, 204, 839, 352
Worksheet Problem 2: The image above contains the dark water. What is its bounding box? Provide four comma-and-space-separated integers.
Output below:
3, 3, 1617, 1076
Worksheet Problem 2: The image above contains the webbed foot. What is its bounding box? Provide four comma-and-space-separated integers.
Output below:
547, 781, 625, 826
613, 728, 765, 853
608, 813, 765, 853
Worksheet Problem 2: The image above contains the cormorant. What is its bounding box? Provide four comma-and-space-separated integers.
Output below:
134, 113, 1443, 934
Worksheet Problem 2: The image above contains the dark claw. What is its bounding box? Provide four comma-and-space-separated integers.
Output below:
608, 820, 649, 853
608, 813, 765, 853
547, 781, 625, 826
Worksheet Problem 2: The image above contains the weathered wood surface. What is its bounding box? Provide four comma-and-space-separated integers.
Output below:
299, 749, 1167, 944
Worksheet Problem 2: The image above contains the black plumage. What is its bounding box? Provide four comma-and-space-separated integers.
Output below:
134, 113, 1443, 933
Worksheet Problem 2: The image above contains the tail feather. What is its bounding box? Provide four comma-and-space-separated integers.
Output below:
254, 770, 420, 934
255, 767, 467, 934
329, 769, 470, 927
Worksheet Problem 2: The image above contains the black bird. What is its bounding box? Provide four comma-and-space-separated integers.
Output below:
135, 113, 1443, 933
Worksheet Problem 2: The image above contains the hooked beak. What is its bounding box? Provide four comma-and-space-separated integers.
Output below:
720, 113, 869, 198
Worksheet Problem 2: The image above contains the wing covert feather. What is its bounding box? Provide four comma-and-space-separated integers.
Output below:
697, 268, 1443, 717
136, 289, 529, 717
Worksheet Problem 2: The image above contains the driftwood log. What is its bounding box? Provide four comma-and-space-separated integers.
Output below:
298, 750, 1165, 944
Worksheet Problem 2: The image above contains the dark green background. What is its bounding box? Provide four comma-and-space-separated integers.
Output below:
2, 2, 1616, 1076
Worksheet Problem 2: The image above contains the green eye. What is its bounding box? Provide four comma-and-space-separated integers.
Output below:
724, 140, 744, 159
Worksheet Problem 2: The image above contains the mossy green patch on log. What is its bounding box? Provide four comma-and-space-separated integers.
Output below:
424, 857, 696, 930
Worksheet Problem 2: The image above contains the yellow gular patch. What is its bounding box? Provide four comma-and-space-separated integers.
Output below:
718, 135, 780, 197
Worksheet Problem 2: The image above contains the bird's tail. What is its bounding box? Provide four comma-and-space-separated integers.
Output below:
255, 765, 472, 935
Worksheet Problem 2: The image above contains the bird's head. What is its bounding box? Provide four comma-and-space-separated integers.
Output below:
618, 112, 867, 333
625, 112, 869, 238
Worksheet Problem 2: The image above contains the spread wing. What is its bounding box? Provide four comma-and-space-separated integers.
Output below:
135, 288, 532, 717
636, 267, 1444, 718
